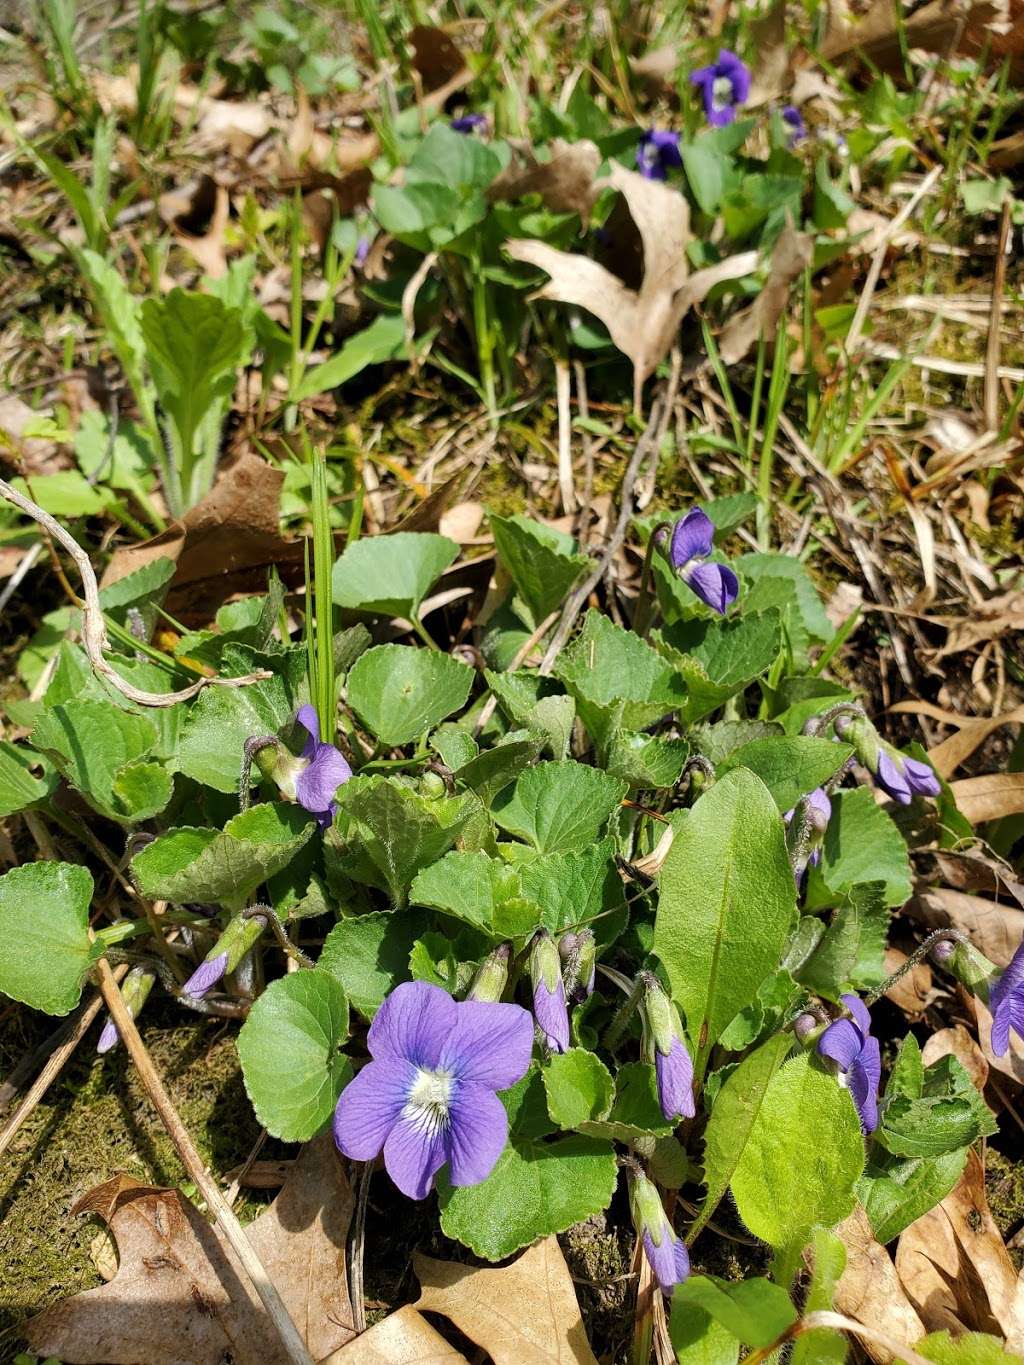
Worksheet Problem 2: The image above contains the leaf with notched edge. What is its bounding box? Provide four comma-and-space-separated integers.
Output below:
26, 1134, 355, 1365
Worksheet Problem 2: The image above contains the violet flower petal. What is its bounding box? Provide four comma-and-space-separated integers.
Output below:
848, 1035, 881, 1133
533, 978, 570, 1053
642, 1229, 689, 1295
807, 786, 832, 824
445, 1081, 509, 1186
296, 702, 321, 753
182, 951, 228, 1000
382, 1111, 448, 1200
876, 751, 912, 804
441, 1001, 535, 1090
655, 1039, 695, 1121
367, 979, 458, 1068
817, 1017, 863, 1071
332, 1056, 417, 1160
686, 561, 739, 614
669, 507, 715, 568
841, 992, 872, 1036
717, 49, 751, 103
97, 1019, 120, 1054
903, 757, 941, 797
295, 743, 352, 817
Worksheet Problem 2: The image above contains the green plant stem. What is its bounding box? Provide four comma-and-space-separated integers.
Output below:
471, 257, 497, 424
756, 322, 790, 549
410, 615, 440, 651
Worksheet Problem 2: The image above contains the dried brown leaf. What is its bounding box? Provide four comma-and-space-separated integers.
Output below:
896, 1149, 1024, 1350
439, 501, 485, 543
321, 1305, 466, 1363
935, 587, 1024, 658
836, 1204, 925, 1364
488, 139, 602, 222
27, 1134, 355, 1365
414, 1236, 598, 1365
506, 163, 757, 409
746, 0, 793, 106
822, 0, 1008, 67
907, 887, 1024, 969
883, 946, 934, 1016
629, 46, 678, 82
950, 772, 1024, 824
717, 220, 813, 364
159, 176, 230, 279
410, 25, 468, 93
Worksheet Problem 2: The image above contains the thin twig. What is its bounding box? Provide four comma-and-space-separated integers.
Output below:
0, 477, 271, 708
93, 955, 315, 1365
348, 1160, 374, 1334
984, 195, 1012, 433
0, 966, 129, 1160
539, 394, 669, 675
555, 357, 576, 514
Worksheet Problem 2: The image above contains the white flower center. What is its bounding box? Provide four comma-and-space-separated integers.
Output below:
711, 75, 734, 111
403, 1067, 455, 1137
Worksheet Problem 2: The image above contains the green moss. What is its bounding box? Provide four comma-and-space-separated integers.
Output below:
985, 1147, 1024, 1271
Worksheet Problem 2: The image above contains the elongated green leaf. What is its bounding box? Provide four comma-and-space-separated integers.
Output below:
669, 1308, 739, 1365
654, 769, 796, 1060
132, 803, 316, 906
346, 645, 474, 746
0, 862, 100, 1015
492, 759, 627, 854
858, 1147, 968, 1244
332, 531, 459, 618
237, 970, 350, 1140
292, 314, 405, 400
791, 1229, 847, 1365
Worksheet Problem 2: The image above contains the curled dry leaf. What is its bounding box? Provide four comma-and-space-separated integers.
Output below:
27, 1133, 355, 1365
158, 175, 230, 279
717, 220, 813, 365
883, 946, 934, 1016
895, 1149, 1024, 1351
907, 887, 1024, 969
921, 1024, 990, 1095
949, 772, 1024, 824
835, 1204, 925, 1365
935, 587, 1024, 659
488, 139, 602, 222
439, 500, 485, 544
414, 1236, 598, 1365
507, 162, 757, 411
321, 1305, 466, 1363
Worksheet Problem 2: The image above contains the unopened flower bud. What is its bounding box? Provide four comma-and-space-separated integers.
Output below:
640, 974, 695, 1122
468, 943, 511, 1003
835, 714, 940, 805
793, 1011, 823, 1044
97, 965, 156, 1055
183, 910, 268, 1000
930, 935, 998, 998
560, 928, 596, 1003
930, 937, 956, 965
530, 930, 569, 1054
628, 1167, 690, 1296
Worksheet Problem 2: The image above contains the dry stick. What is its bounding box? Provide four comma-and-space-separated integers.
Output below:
0, 965, 130, 1159
554, 357, 576, 514
93, 955, 315, 1365
0, 476, 270, 708
539, 395, 668, 676
984, 195, 1013, 433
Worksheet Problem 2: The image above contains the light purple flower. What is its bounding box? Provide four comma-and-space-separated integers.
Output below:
295, 704, 352, 829
354, 236, 371, 266
636, 128, 683, 181
781, 105, 806, 145
630, 1168, 690, 1296
97, 1019, 120, 1054
654, 1040, 695, 1123
451, 113, 487, 134
690, 50, 751, 127
817, 993, 881, 1134
874, 750, 941, 806
333, 980, 533, 1199
182, 951, 228, 1000
530, 930, 570, 1053
989, 940, 1024, 1057
667, 507, 739, 614
784, 786, 832, 878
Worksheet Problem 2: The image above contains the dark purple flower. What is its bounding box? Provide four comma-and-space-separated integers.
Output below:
817, 993, 880, 1134
451, 113, 487, 134
636, 128, 683, 181
630, 1168, 690, 1296
530, 930, 570, 1053
667, 507, 739, 614
690, 49, 751, 128
333, 980, 533, 1199
182, 951, 229, 1001
781, 105, 806, 145
295, 704, 352, 829
988, 940, 1024, 1057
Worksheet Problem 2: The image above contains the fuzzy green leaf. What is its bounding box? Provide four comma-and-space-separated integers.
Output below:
543, 1048, 614, 1129
718, 736, 854, 812
32, 699, 170, 823
331, 531, 459, 619
805, 787, 913, 909
0, 743, 58, 818
0, 862, 100, 1015
492, 759, 627, 853
858, 1148, 968, 1244
318, 909, 429, 1018
347, 645, 474, 746
410, 850, 541, 939
674, 1277, 797, 1349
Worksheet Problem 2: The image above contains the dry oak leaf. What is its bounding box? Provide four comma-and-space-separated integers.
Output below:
882, 945, 934, 1016
27, 1132, 355, 1365
821, 0, 1009, 66
935, 586, 1024, 659
414, 1236, 598, 1365
896, 1148, 1024, 1352
836, 1204, 925, 1365
488, 139, 602, 223
321, 1305, 466, 1363
506, 162, 757, 411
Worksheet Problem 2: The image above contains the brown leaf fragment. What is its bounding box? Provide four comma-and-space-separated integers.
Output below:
27, 1134, 354, 1365
907, 886, 1024, 969
488, 139, 602, 222
896, 1149, 1024, 1350
950, 772, 1024, 824
746, 0, 793, 106
159, 175, 230, 278
883, 946, 934, 1016
414, 1236, 598, 1365
936, 588, 1024, 658
506, 163, 757, 410
410, 25, 468, 92
821, 0, 1008, 68
835, 1205, 925, 1364
717, 220, 813, 364
320, 1305, 466, 1363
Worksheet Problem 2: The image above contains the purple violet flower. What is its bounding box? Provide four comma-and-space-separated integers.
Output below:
667, 507, 739, 614
781, 105, 806, 145
636, 128, 683, 181
630, 1168, 690, 1296
295, 704, 352, 829
817, 993, 881, 1134
784, 786, 832, 881
97, 965, 155, 1054
451, 113, 487, 134
530, 930, 570, 1053
354, 236, 371, 267
641, 975, 695, 1123
690, 50, 751, 128
332, 980, 533, 1199
988, 940, 1024, 1057
875, 750, 942, 805
182, 951, 229, 1001
97, 1019, 120, 1054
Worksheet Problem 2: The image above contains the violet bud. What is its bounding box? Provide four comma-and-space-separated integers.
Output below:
636, 128, 683, 181
183, 911, 268, 1000
640, 974, 695, 1122
628, 1167, 690, 1296
529, 930, 570, 1054
989, 939, 1024, 1057
467, 943, 511, 1003
560, 928, 596, 1003
834, 714, 940, 805
931, 935, 998, 999
793, 1011, 822, 1044
784, 786, 832, 883
97, 965, 156, 1055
